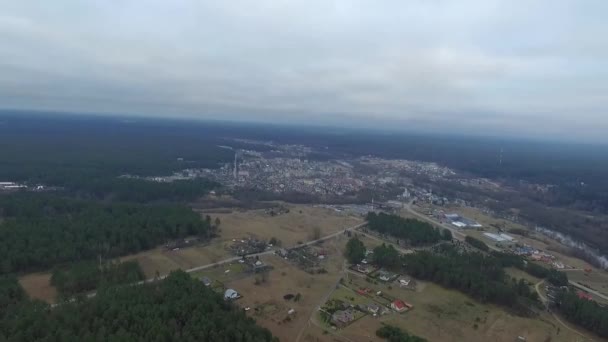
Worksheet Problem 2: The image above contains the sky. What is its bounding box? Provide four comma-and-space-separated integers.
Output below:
1, 1, 607, 142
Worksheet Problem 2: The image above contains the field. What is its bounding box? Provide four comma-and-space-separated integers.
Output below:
224, 236, 348, 342
18, 272, 57, 304
210, 204, 362, 246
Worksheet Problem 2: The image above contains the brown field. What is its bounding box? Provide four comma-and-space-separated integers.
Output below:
224, 235, 349, 342
18, 272, 56, 303
211, 204, 362, 246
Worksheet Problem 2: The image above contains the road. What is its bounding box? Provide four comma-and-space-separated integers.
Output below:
568, 281, 608, 302
52, 221, 367, 308
534, 279, 594, 341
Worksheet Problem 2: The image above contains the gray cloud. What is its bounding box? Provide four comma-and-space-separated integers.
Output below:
0, 0, 607, 141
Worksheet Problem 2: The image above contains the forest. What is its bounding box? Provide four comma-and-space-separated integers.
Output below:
365, 212, 446, 246
69, 177, 218, 203
0, 271, 277, 341
556, 289, 608, 338
51, 260, 144, 298
0, 193, 213, 274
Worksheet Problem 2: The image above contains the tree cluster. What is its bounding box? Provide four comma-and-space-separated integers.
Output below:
51, 260, 144, 298
345, 237, 366, 264
402, 246, 539, 311
373, 244, 400, 269
376, 324, 427, 342
366, 213, 444, 246
465, 236, 489, 252
0, 271, 276, 341
0, 193, 212, 274
556, 289, 608, 337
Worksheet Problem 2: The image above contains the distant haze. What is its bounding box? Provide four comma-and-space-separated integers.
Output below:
1, 1, 607, 142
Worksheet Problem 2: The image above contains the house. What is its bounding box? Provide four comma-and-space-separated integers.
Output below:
200, 276, 212, 287
224, 289, 239, 300
377, 270, 396, 282
366, 303, 380, 315
398, 278, 411, 287
391, 299, 412, 313
331, 309, 356, 328
577, 291, 593, 301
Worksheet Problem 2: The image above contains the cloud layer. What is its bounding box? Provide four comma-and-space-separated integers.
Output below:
1, 1, 607, 141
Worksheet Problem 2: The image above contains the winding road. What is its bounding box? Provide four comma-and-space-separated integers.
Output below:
534, 279, 594, 341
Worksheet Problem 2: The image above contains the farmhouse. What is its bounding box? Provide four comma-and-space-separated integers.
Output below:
391, 299, 412, 313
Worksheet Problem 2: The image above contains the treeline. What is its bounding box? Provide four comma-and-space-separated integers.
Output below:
465, 236, 489, 251
0, 193, 213, 274
0, 271, 277, 341
402, 245, 539, 313
556, 290, 608, 338
51, 261, 144, 298
71, 177, 218, 203
366, 213, 448, 246
376, 324, 427, 342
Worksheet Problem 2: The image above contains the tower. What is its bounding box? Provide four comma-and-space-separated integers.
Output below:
233, 152, 238, 180
499, 147, 503, 166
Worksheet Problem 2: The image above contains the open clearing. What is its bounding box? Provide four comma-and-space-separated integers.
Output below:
126, 204, 360, 279
18, 272, 57, 304
210, 204, 362, 246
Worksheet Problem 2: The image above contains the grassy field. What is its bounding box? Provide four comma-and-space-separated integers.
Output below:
338, 276, 591, 342
566, 270, 608, 303
505, 267, 542, 285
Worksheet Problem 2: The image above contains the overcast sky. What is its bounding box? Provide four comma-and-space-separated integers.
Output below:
1, 1, 607, 141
